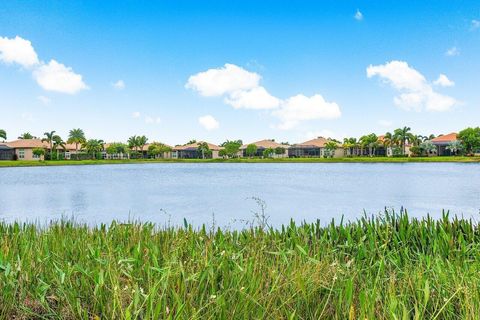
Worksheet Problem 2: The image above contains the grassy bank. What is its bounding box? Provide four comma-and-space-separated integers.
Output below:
1, 212, 479, 319
1, 156, 480, 167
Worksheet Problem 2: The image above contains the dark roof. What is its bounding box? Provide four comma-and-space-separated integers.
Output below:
0, 144, 13, 150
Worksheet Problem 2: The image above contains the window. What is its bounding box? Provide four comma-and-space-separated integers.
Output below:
33, 152, 40, 159
18, 149, 25, 159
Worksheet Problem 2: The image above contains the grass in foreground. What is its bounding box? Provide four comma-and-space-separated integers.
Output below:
0, 156, 479, 167
1, 212, 480, 319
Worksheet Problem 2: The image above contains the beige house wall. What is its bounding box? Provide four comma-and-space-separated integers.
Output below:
15, 148, 44, 161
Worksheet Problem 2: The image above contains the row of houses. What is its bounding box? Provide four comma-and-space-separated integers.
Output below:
0, 133, 462, 161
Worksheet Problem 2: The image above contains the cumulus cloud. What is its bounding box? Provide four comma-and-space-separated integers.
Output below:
354, 9, 363, 21
198, 115, 219, 131
445, 46, 460, 57
132, 111, 141, 118
33, 60, 88, 94
272, 94, 341, 130
433, 74, 455, 87
186, 63, 260, 97
367, 60, 457, 112
0, 36, 88, 94
0, 36, 39, 68
112, 80, 125, 90
472, 20, 480, 30
37, 95, 51, 105
224, 86, 281, 110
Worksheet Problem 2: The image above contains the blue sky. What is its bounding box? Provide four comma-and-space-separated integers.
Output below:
0, 1, 479, 145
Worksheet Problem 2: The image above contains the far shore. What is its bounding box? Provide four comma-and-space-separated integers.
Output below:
1, 156, 480, 167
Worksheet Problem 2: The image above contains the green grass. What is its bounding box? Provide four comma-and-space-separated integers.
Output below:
1, 156, 479, 167
1, 211, 480, 319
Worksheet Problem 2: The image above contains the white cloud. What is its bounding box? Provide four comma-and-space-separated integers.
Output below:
367, 60, 457, 112
21, 112, 34, 122
472, 20, 480, 30
354, 9, 363, 21
132, 111, 141, 118
198, 115, 219, 131
37, 95, 51, 105
433, 74, 455, 87
304, 129, 336, 140
33, 60, 88, 94
112, 80, 125, 90
378, 120, 393, 127
445, 46, 460, 57
225, 86, 281, 109
0, 36, 39, 68
273, 94, 341, 130
186, 63, 260, 97
145, 116, 161, 124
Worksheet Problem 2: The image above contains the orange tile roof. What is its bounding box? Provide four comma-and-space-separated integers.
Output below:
6, 139, 49, 149
173, 141, 223, 151
240, 139, 288, 149
431, 133, 458, 143
294, 137, 340, 148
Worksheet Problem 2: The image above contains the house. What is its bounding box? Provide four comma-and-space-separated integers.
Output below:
172, 141, 223, 159
5, 139, 49, 160
288, 137, 343, 158
239, 139, 289, 157
0, 144, 15, 160
431, 133, 458, 156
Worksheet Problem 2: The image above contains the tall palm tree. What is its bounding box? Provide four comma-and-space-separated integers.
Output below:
18, 132, 35, 139
128, 135, 138, 152
67, 128, 86, 153
53, 135, 66, 160
393, 126, 413, 156
82, 139, 105, 159
137, 135, 148, 152
0, 129, 6, 141
197, 142, 210, 159
42, 131, 56, 157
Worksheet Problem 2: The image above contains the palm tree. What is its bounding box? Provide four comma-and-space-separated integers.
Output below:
42, 131, 56, 158
393, 127, 413, 156
137, 135, 148, 153
324, 141, 338, 158
197, 142, 210, 159
18, 132, 35, 139
360, 134, 378, 157
0, 129, 6, 141
67, 128, 86, 153
128, 135, 138, 152
82, 139, 105, 159
52, 135, 66, 160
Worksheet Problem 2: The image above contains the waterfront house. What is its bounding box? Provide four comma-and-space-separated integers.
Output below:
431, 133, 458, 156
239, 139, 289, 157
172, 141, 223, 159
5, 139, 48, 160
0, 144, 15, 160
288, 137, 343, 158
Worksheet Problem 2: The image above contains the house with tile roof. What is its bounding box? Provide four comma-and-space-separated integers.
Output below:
5, 139, 49, 160
172, 141, 223, 159
431, 133, 458, 156
288, 137, 343, 158
239, 139, 289, 157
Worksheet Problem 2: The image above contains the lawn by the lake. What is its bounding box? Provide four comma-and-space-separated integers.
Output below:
1, 156, 480, 167
0, 212, 479, 319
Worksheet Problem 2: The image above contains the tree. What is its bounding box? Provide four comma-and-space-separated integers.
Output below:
324, 141, 338, 158
458, 127, 480, 155
106, 142, 129, 155
147, 142, 171, 158
137, 135, 148, 153
52, 135, 66, 160
186, 139, 197, 145
420, 140, 436, 156
274, 146, 286, 156
18, 132, 35, 139
342, 137, 358, 157
197, 142, 211, 159
67, 128, 86, 153
0, 129, 5, 141
446, 140, 463, 156
262, 148, 274, 158
359, 134, 378, 157
32, 148, 45, 159
246, 144, 258, 158
221, 140, 242, 158
127, 135, 148, 154
42, 131, 56, 159
393, 127, 414, 156
82, 139, 105, 159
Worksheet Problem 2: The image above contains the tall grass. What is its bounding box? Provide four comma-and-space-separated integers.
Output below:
1, 210, 479, 319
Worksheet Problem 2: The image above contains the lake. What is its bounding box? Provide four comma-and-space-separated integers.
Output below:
0, 163, 479, 227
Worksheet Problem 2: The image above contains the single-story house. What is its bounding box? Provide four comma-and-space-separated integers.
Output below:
172, 141, 223, 159
288, 137, 343, 158
376, 135, 412, 157
0, 144, 15, 160
5, 139, 49, 160
431, 133, 458, 156
239, 139, 289, 157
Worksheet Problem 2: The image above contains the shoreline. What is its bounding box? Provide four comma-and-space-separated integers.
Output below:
1, 156, 480, 167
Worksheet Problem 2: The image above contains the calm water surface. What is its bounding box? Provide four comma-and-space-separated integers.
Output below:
0, 163, 479, 227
